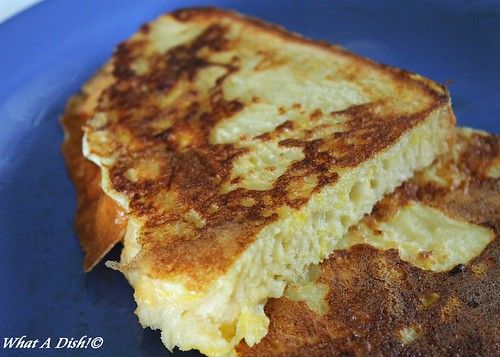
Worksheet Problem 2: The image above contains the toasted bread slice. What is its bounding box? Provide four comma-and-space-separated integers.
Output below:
62, 7, 455, 355
237, 128, 500, 356
61, 89, 128, 272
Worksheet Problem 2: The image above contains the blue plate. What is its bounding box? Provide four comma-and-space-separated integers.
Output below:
0, 1, 498, 356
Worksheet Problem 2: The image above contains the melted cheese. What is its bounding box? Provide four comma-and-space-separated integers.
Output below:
342, 202, 494, 272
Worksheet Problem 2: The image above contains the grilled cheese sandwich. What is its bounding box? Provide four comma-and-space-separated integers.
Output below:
62, 8, 455, 355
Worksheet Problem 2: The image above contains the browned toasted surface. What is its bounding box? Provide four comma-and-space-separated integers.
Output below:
237, 130, 500, 356
61, 95, 127, 272
238, 243, 499, 356
68, 7, 452, 283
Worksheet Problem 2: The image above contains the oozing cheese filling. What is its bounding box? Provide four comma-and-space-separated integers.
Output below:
341, 202, 494, 272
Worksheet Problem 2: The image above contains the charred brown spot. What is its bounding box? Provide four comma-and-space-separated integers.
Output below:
255, 132, 272, 141
140, 23, 151, 33
231, 176, 242, 184
418, 251, 433, 260
275, 120, 293, 133
449, 264, 466, 276
310, 108, 322, 120
171, 8, 199, 22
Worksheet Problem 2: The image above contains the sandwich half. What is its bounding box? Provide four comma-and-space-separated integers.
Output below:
237, 128, 500, 356
62, 7, 455, 356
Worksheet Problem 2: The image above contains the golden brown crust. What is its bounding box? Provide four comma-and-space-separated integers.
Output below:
237, 131, 500, 356
238, 242, 499, 356
73, 7, 452, 284
61, 96, 127, 272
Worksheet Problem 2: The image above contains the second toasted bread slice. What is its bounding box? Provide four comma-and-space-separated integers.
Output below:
238, 128, 499, 356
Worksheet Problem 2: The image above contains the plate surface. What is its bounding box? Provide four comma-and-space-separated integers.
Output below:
0, 1, 498, 356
